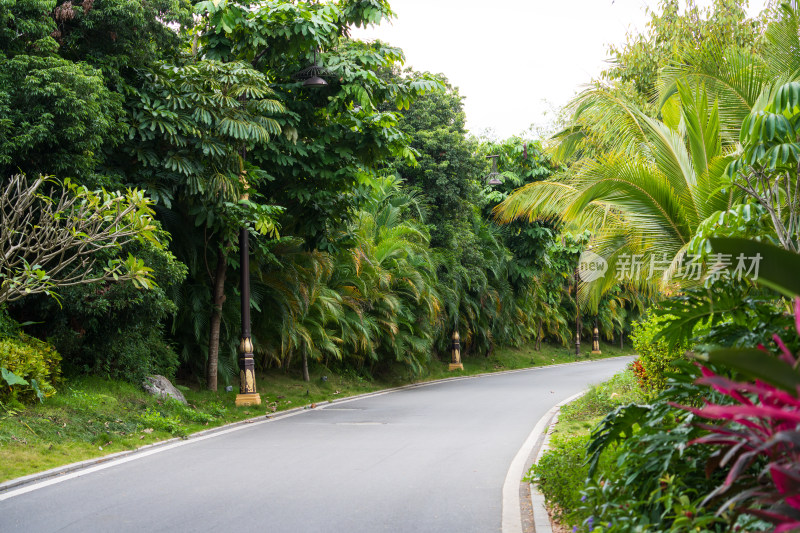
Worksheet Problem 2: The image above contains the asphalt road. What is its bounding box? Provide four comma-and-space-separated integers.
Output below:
0, 357, 633, 533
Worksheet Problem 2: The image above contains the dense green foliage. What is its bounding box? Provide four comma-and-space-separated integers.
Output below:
0, 331, 61, 404
528, 370, 644, 525
3, 0, 617, 394
35, 242, 187, 383
521, 3, 800, 531
629, 315, 689, 395
604, 0, 766, 107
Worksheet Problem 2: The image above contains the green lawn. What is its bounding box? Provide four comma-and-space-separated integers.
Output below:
0, 341, 634, 483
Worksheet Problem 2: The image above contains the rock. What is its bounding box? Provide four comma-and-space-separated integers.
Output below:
142, 375, 187, 405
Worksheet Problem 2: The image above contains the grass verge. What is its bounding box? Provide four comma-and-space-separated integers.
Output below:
525, 366, 644, 528
0, 341, 633, 483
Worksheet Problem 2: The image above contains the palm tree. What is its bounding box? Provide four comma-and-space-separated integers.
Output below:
657, 1, 800, 142
495, 82, 744, 301
251, 175, 443, 379
340, 175, 442, 372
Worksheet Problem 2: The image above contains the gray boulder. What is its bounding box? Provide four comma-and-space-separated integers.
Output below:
142, 375, 187, 405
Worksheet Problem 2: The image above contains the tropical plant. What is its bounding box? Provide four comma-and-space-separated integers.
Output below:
656, 0, 795, 142
0, 332, 61, 404
123, 57, 285, 390
630, 314, 690, 395
495, 81, 744, 303
567, 235, 800, 532
0, 54, 124, 184
606, 0, 766, 109
677, 357, 800, 530
253, 175, 441, 379
576, 361, 746, 532
0, 0, 193, 186
642, 238, 800, 530
394, 73, 481, 249
723, 80, 800, 252
36, 240, 187, 383
338, 176, 440, 371
194, 1, 441, 250
0, 174, 163, 305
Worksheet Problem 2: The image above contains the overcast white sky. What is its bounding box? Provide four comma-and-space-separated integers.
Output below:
352, 0, 770, 139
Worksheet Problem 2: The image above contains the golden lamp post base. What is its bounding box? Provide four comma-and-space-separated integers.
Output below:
235, 393, 262, 406
591, 350, 602, 355
448, 363, 464, 371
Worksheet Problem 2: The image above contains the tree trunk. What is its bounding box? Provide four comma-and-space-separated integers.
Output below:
536, 321, 542, 351
302, 352, 310, 382
207, 246, 227, 391
620, 333, 624, 350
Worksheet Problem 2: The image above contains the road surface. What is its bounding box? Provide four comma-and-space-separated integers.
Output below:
0, 357, 633, 533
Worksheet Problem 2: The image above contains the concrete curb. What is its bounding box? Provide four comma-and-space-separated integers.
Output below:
0, 356, 630, 496
528, 391, 588, 533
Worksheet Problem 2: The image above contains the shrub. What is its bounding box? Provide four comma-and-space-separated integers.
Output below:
672, 299, 800, 530
574, 361, 770, 532
29, 239, 186, 383
138, 407, 182, 434
630, 315, 689, 395
529, 433, 622, 527
528, 435, 593, 524
0, 332, 61, 403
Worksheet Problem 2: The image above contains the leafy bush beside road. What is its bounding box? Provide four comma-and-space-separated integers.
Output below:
629, 315, 689, 396
0, 308, 61, 404
526, 368, 643, 526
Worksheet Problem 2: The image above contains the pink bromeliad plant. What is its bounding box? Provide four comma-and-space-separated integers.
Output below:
675, 298, 800, 531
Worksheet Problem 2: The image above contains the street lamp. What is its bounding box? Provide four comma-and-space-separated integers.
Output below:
293, 49, 330, 88
486, 154, 503, 185
235, 51, 329, 407
235, 219, 260, 406
591, 317, 602, 355
449, 329, 463, 371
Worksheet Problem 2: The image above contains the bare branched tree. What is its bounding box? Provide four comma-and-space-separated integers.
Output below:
733, 166, 800, 253
0, 174, 162, 305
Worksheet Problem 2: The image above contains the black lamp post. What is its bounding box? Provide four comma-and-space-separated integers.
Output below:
235, 220, 260, 406
235, 51, 329, 406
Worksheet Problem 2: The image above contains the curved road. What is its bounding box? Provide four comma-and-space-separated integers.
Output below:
0, 357, 632, 533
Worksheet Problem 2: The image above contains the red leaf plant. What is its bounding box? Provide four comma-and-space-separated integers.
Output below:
672, 298, 800, 531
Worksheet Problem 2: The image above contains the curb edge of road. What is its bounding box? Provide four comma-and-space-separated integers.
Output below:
502, 389, 589, 533
527, 391, 587, 533
0, 356, 632, 495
